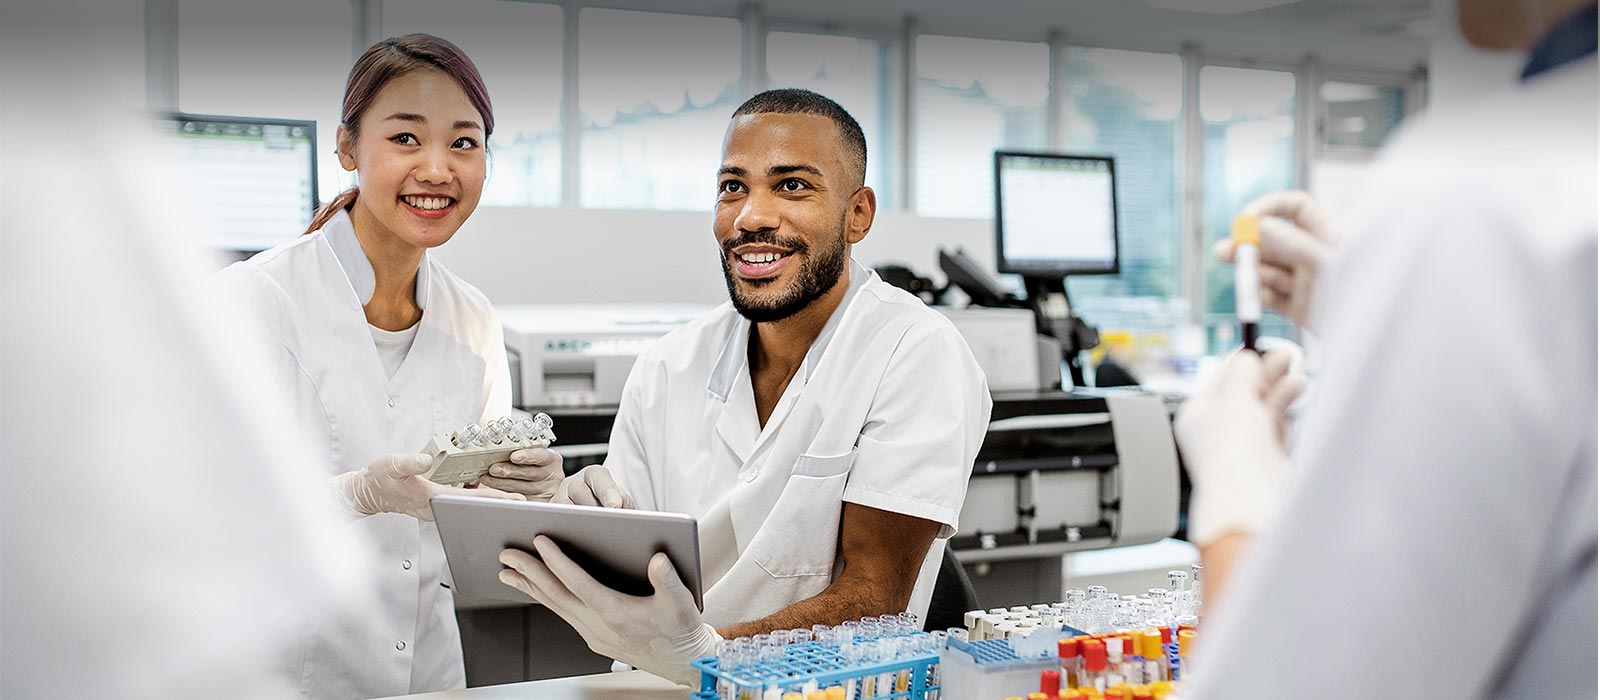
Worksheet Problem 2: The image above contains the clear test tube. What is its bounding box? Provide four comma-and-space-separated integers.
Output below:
877, 639, 900, 693
811, 624, 833, 649
717, 639, 737, 699
858, 617, 881, 642
753, 633, 775, 664
838, 616, 864, 645
945, 627, 968, 643
898, 611, 921, 634
878, 614, 902, 636
772, 630, 793, 648
791, 629, 814, 647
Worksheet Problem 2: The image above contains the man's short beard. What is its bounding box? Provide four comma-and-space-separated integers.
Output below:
720, 213, 850, 324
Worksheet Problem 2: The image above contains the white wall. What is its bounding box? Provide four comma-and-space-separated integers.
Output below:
432, 205, 995, 305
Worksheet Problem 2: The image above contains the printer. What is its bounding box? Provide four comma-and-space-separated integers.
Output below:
498, 304, 709, 409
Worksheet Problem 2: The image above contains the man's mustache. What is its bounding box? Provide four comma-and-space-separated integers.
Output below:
721, 230, 810, 255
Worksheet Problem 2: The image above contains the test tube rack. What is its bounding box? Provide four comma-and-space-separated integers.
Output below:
692, 633, 942, 700
939, 630, 1071, 700
422, 413, 554, 485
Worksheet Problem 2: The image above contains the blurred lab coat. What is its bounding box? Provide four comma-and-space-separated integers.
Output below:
1188, 56, 1596, 699
0, 4, 361, 698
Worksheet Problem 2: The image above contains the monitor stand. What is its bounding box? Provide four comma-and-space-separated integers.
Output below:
1021, 276, 1100, 388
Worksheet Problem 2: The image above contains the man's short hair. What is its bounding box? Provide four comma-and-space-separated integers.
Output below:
732, 88, 868, 188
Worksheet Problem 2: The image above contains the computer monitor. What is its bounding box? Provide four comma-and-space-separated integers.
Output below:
993, 151, 1119, 277
159, 113, 319, 252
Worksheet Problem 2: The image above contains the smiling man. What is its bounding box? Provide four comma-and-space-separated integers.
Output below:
495, 89, 992, 684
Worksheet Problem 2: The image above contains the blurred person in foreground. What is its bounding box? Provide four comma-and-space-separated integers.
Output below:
1178, 1, 1596, 698
1, 2, 363, 698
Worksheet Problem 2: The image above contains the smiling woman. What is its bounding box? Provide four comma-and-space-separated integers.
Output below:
208, 33, 569, 699
307, 34, 495, 237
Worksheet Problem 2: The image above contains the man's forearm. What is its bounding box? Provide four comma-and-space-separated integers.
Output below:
717, 574, 907, 640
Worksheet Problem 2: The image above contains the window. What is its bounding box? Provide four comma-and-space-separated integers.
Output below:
177, 0, 352, 206
384, 0, 564, 207
1319, 79, 1406, 152
914, 35, 1049, 218
766, 31, 892, 206
578, 9, 742, 210
1057, 48, 1185, 333
1199, 65, 1297, 349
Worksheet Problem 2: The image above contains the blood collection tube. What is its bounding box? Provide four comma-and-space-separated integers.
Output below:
1041, 668, 1061, 695
1058, 637, 1081, 687
1080, 638, 1108, 692
1175, 629, 1196, 681
1141, 629, 1166, 683
1231, 213, 1263, 352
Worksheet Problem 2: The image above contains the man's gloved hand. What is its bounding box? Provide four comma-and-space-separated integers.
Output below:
1174, 349, 1305, 546
552, 465, 634, 509
477, 447, 565, 501
498, 536, 718, 686
330, 452, 525, 521
1213, 190, 1339, 331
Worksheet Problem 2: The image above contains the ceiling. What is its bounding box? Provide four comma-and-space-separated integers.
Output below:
578, 0, 1432, 70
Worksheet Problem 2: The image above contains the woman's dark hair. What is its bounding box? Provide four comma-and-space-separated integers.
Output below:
305, 34, 493, 234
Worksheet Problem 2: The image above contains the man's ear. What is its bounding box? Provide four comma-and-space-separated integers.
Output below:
335, 126, 356, 172
845, 186, 877, 245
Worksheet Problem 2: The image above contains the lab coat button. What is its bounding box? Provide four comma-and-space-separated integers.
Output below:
402, 559, 412, 570
396, 641, 407, 651
387, 397, 397, 408
740, 469, 757, 482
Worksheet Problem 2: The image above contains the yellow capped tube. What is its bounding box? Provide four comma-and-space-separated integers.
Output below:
1231, 214, 1263, 351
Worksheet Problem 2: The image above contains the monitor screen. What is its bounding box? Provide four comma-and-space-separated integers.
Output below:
994, 152, 1119, 277
159, 114, 318, 252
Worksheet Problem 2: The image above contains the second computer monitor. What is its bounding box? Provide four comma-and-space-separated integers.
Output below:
994, 151, 1119, 277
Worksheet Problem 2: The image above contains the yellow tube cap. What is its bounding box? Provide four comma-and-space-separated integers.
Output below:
1177, 629, 1196, 656
825, 687, 847, 700
1141, 629, 1163, 658
1232, 214, 1261, 246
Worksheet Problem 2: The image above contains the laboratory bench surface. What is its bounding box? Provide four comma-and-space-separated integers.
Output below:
378, 671, 689, 699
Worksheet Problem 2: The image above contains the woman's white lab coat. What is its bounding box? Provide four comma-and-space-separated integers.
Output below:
213, 209, 512, 699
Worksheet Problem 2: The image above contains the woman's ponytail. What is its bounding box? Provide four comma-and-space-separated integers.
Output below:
304, 187, 359, 235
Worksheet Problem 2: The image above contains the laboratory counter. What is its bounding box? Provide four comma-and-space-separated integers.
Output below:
378, 671, 688, 700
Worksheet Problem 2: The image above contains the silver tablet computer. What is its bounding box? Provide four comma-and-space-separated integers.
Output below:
431, 495, 703, 609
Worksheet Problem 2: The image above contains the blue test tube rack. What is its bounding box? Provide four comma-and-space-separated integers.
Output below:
937, 632, 1071, 699
692, 632, 942, 700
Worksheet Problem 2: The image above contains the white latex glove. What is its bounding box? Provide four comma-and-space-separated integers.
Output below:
1174, 349, 1305, 546
1212, 190, 1339, 331
477, 447, 565, 501
552, 465, 634, 509
498, 536, 718, 686
330, 452, 525, 521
